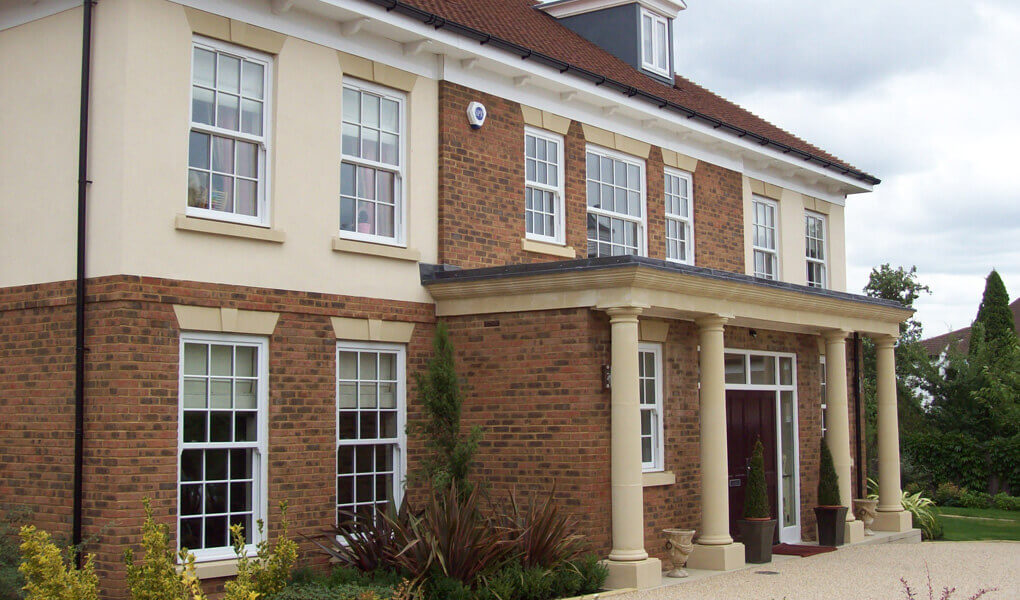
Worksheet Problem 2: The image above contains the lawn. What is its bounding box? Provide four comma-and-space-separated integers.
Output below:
937, 506, 1020, 541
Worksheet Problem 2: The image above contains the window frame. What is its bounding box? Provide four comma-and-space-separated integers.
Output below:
335, 341, 407, 523
187, 36, 273, 228
639, 342, 665, 473
177, 332, 269, 563
639, 8, 671, 78
340, 78, 408, 247
663, 167, 694, 265
751, 195, 780, 280
585, 144, 647, 258
524, 126, 566, 245
805, 211, 828, 289
820, 356, 828, 437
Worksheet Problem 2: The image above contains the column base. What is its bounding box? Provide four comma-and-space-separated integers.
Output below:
603, 558, 661, 590
873, 510, 912, 533
687, 542, 746, 571
844, 519, 865, 544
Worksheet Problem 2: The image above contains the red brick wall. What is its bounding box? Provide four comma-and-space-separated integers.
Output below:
443, 308, 614, 554
0, 276, 435, 599
692, 161, 745, 272
438, 81, 746, 272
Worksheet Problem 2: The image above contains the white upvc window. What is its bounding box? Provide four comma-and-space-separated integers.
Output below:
752, 196, 779, 280
188, 38, 271, 226
585, 146, 646, 257
639, 343, 665, 472
178, 334, 268, 561
524, 127, 566, 244
640, 8, 671, 77
664, 168, 694, 265
337, 342, 406, 521
820, 356, 828, 437
341, 80, 406, 246
805, 212, 827, 289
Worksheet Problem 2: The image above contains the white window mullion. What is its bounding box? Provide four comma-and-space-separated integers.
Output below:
752, 196, 779, 280
524, 127, 565, 244
639, 343, 664, 472
805, 212, 827, 289
664, 168, 694, 265
586, 146, 646, 257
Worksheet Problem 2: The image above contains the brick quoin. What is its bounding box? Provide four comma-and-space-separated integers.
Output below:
438, 80, 748, 273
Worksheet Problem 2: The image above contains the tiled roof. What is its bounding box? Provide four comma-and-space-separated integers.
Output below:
921, 299, 1020, 355
376, 0, 877, 182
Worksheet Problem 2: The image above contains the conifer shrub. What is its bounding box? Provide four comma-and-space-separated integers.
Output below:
743, 439, 770, 519
818, 442, 842, 506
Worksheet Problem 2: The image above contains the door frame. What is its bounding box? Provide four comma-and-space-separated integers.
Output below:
724, 348, 802, 543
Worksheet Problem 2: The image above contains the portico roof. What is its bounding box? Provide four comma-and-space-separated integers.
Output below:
421, 256, 912, 337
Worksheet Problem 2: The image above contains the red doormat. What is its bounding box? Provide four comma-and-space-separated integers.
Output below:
772, 543, 836, 557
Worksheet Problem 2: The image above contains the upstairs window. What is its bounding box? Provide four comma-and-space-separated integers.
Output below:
640, 8, 670, 78
664, 168, 693, 264
188, 39, 270, 226
524, 128, 565, 244
805, 212, 827, 289
341, 80, 405, 246
752, 196, 779, 280
586, 147, 645, 257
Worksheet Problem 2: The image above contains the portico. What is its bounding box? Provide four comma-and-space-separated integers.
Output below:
422, 256, 915, 589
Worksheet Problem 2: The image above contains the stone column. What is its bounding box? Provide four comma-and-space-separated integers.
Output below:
687, 315, 744, 571
872, 334, 912, 532
603, 307, 661, 589
822, 330, 864, 543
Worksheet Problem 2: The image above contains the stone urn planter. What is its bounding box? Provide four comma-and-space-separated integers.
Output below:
853, 498, 878, 536
662, 528, 695, 578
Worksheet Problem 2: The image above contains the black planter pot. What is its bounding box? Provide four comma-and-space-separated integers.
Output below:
813, 506, 848, 547
739, 518, 777, 563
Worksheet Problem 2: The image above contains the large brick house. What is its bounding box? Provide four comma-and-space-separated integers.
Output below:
0, 0, 915, 594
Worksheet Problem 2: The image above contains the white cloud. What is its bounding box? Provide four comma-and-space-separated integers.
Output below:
675, 0, 1020, 335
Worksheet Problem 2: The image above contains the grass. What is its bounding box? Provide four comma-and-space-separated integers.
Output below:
937, 506, 1020, 541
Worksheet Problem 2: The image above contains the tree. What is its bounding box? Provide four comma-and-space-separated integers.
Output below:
972, 270, 1017, 353
860, 265, 933, 482
818, 442, 842, 507
412, 322, 482, 496
743, 439, 770, 519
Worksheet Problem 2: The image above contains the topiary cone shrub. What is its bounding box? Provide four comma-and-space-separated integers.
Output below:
743, 439, 770, 519
818, 442, 842, 507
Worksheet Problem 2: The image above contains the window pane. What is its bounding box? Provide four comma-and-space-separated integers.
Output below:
212, 137, 234, 174
217, 54, 240, 94
241, 99, 262, 136
377, 205, 394, 238
362, 128, 379, 162
236, 180, 257, 217
725, 354, 746, 384
183, 379, 207, 409
192, 87, 214, 126
380, 133, 399, 165
362, 94, 380, 128
188, 170, 210, 209
193, 48, 216, 87
381, 98, 399, 132
216, 93, 240, 130
749, 355, 777, 385
241, 61, 264, 99
343, 88, 360, 122
342, 123, 360, 157
236, 142, 257, 179
189, 131, 210, 169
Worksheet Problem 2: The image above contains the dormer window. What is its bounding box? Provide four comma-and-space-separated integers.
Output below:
640, 9, 670, 77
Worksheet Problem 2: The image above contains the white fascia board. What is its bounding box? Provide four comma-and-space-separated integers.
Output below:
179, 0, 871, 197
0, 0, 81, 32
538, 0, 687, 19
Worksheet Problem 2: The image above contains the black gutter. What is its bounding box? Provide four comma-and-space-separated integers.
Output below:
362, 0, 881, 186
73, 0, 95, 564
852, 332, 864, 499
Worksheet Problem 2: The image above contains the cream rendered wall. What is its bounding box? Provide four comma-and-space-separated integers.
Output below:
741, 176, 847, 292
86, 0, 438, 304
0, 8, 82, 287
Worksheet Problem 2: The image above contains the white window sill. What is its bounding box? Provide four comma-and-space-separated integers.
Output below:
642, 470, 676, 487
521, 238, 576, 259
175, 214, 285, 243
177, 557, 238, 580
332, 237, 421, 262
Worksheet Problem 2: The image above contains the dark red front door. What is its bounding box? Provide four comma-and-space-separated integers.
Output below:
726, 390, 778, 541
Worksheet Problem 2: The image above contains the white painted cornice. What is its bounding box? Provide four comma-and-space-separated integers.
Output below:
537, 0, 687, 19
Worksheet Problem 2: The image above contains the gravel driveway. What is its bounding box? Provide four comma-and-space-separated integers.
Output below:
621, 542, 1019, 600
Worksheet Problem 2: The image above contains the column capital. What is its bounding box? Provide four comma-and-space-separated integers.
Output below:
695, 314, 731, 331
605, 306, 645, 322
873, 334, 898, 349
821, 329, 851, 343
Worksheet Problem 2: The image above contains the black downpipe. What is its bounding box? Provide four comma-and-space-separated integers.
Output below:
73, 0, 95, 564
852, 332, 864, 499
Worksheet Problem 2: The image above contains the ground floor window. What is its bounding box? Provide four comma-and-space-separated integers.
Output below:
639, 343, 664, 471
337, 342, 406, 521
179, 334, 267, 559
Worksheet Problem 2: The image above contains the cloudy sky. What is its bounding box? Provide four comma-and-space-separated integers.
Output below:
674, 0, 1020, 338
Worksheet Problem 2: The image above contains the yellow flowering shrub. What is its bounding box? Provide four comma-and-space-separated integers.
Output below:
224, 501, 298, 600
